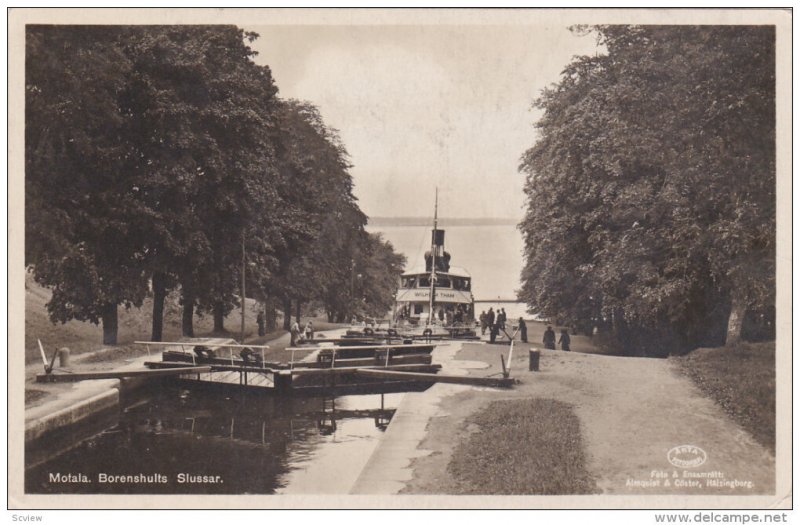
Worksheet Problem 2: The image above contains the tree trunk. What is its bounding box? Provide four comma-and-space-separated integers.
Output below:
726, 297, 746, 345
283, 298, 292, 330
611, 307, 629, 353
182, 291, 194, 337
151, 272, 167, 342
213, 301, 225, 332
295, 301, 302, 324
101, 302, 118, 345
265, 302, 277, 332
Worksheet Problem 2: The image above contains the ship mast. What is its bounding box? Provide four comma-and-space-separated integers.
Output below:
428, 188, 438, 326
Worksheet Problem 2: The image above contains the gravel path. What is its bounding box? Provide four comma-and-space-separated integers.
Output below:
400, 344, 776, 497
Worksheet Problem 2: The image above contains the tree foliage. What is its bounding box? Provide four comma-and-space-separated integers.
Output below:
519, 25, 775, 355
358, 233, 407, 319
25, 26, 405, 344
26, 26, 149, 343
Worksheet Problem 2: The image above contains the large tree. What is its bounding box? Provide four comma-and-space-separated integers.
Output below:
267, 100, 363, 327
357, 233, 407, 319
26, 26, 149, 344
519, 25, 775, 355
26, 26, 405, 346
26, 25, 287, 343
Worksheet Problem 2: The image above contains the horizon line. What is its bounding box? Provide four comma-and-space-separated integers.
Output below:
368, 215, 521, 221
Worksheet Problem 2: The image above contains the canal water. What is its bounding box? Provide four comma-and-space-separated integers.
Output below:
25, 385, 408, 495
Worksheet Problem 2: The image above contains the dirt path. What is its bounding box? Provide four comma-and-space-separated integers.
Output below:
402, 344, 775, 496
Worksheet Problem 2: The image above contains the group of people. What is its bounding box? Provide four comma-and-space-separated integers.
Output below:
289, 319, 314, 347
478, 308, 530, 344
542, 325, 571, 351
478, 307, 506, 335
253, 311, 316, 347
436, 304, 468, 326
476, 308, 571, 351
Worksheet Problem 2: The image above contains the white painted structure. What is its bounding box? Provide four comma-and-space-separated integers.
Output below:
394, 239, 475, 324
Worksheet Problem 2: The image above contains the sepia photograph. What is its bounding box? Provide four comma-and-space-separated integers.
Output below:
7, 7, 792, 512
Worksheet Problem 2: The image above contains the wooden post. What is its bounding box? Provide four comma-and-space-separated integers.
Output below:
48, 345, 60, 371
275, 371, 293, 394
57, 347, 70, 368
500, 354, 508, 378
529, 349, 540, 371
37, 339, 49, 373
506, 327, 518, 377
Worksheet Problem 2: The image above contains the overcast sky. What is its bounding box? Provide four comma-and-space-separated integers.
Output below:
246, 24, 600, 219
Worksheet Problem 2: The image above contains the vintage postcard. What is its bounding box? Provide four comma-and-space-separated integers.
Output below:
7, 8, 792, 511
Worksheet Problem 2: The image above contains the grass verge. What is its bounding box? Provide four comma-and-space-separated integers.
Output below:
674, 341, 775, 454
26, 273, 344, 365
447, 398, 597, 495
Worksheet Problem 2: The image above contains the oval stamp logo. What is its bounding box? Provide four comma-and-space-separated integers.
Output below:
667, 445, 707, 468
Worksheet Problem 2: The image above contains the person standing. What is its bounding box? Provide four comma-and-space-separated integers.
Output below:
487, 308, 495, 334
490, 321, 499, 344
479, 311, 487, 335
558, 329, 571, 351
438, 307, 445, 324
290, 319, 301, 347
518, 317, 528, 343
304, 320, 314, 341
543, 325, 556, 350
499, 308, 506, 330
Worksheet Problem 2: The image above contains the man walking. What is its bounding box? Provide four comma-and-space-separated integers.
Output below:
543, 325, 556, 350
558, 329, 571, 351
490, 321, 500, 344
518, 317, 528, 343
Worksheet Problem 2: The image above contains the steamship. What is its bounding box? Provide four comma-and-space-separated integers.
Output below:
393, 193, 475, 327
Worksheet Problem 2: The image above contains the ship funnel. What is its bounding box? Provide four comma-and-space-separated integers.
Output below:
432, 229, 445, 247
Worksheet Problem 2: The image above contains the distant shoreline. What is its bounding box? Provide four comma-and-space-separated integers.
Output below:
367, 217, 520, 228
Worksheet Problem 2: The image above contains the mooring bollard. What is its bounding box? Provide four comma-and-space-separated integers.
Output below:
57, 347, 71, 368
528, 349, 540, 372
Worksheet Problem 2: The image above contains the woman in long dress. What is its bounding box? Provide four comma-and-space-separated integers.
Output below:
558, 329, 571, 352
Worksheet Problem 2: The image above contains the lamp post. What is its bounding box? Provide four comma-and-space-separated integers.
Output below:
240, 232, 246, 343
350, 259, 355, 321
